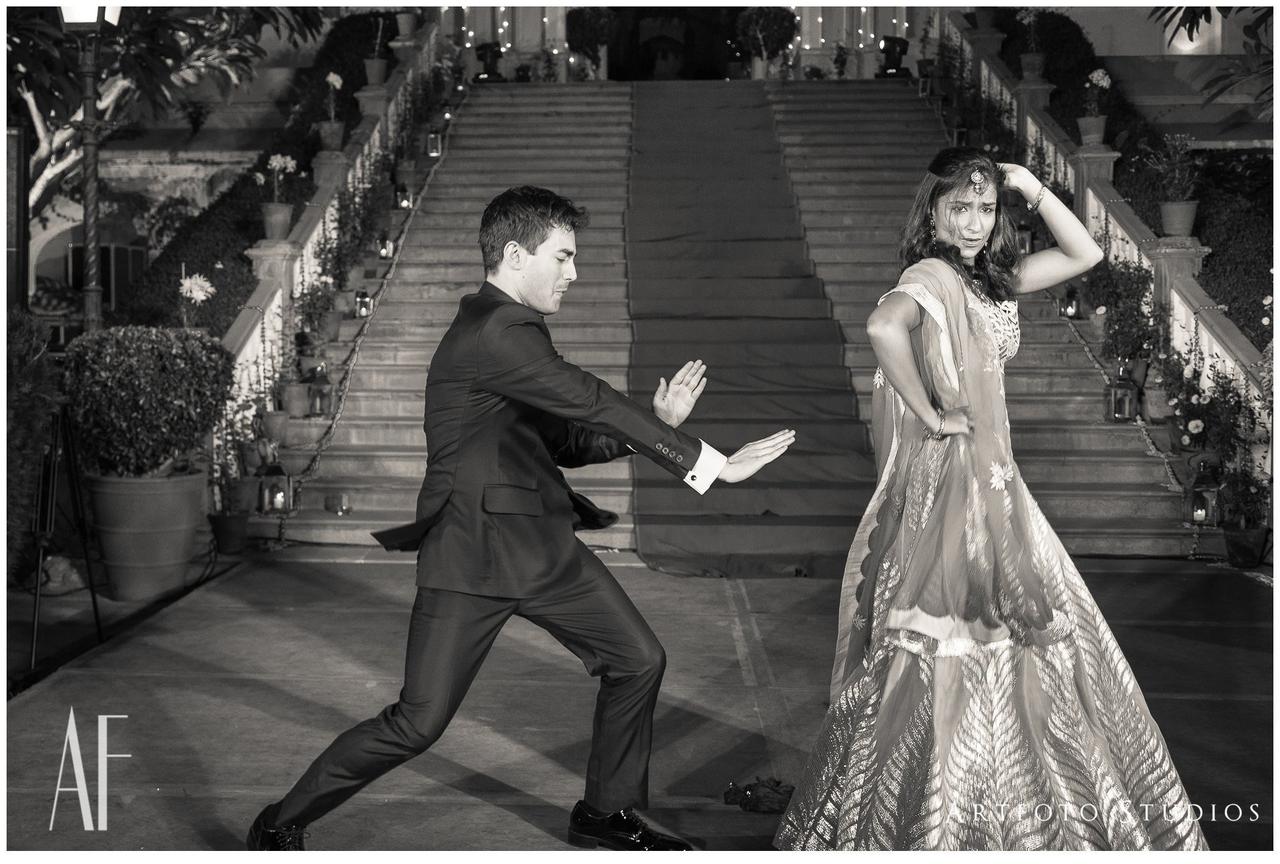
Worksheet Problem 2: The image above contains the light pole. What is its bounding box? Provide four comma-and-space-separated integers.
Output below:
57, 5, 120, 333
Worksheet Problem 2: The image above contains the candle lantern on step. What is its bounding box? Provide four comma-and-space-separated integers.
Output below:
1105, 366, 1139, 423
1058, 288, 1083, 319
427, 132, 442, 157
1182, 456, 1221, 526
258, 462, 294, 513
377, 231, 394, 259
396, 184, 413, 209
355, 290, 373, 318
1017, 225, 1034, 255
309, 365, 334, 416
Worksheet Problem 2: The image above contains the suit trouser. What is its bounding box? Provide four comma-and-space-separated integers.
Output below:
274, 541, 666, 826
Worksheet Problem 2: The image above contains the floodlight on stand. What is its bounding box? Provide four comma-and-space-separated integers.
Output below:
877, 35, 909, 77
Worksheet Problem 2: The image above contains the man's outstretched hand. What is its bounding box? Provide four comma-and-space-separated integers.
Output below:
718, 430, 796, 483
653, 359, 707, 428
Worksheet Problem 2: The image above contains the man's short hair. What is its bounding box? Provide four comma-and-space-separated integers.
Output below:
479, 186, 589, 273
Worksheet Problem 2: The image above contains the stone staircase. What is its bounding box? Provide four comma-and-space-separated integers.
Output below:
766, 79, 1198, 557
252, 82, 638, 548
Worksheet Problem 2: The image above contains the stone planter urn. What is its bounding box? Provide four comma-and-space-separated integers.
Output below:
317, 120, 345, 151
1159, 201, 1199, 237
261, 202, 293, 240
751, 56, 767, 80
365, 57, 388, 86
396, 11, 417, 38
1077, 115, 1106, 146
1020, 51, 1045, 80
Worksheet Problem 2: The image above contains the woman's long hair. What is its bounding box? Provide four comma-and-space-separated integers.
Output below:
900, 147, 1021, 301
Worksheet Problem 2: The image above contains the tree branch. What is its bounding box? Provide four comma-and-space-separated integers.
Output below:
20, 85, 54, 176
29, 145, 83, 212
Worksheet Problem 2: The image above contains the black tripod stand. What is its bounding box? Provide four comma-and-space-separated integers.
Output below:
30, 404, 104, 671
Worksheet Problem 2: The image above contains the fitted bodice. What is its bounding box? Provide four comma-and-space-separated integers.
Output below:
967, 289, 1021, 366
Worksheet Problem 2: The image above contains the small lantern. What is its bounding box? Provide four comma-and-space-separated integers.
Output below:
1058, 288, 1083, 319
378, 231, 394, 258
258, 462, 294, 513
1105, 376, 1139, 423
323, 492, 352, 516
427, 132, 443, 157
355, 290, 373, 318
309, 366, 334, 416
1182, 458, 1221, 526
397, 184, 413, 209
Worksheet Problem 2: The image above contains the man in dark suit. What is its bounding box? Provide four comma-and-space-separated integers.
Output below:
248, 186, 795, 851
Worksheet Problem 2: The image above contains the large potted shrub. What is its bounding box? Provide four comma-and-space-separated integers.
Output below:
63, 326, 234, 601
736, 7, 798, 80
1140, 133, 1204, 236
1204, 368, 1272, 567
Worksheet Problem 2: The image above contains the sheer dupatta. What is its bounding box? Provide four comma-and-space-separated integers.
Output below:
830, 258, 1059, 701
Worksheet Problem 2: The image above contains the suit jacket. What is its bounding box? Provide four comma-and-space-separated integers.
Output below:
372, 282, 705, 597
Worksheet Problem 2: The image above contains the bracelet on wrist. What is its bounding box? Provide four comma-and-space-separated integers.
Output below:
1027, 185, 1047, 213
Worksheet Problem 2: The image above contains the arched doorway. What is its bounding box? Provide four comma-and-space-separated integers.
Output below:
608, 7, 748, 80
30, 220, 146, 322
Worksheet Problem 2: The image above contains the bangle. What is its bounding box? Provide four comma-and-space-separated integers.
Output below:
1027, 185, 1047, 213
928, 410, 946, 439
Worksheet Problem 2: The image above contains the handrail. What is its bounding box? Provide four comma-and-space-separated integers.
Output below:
944, 11, 1267, 422
220, 21, 440, 411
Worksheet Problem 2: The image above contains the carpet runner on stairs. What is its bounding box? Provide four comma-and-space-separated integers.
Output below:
626, 81, 871, 579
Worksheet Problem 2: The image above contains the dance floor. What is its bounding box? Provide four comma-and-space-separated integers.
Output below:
7, 547, 1271, 850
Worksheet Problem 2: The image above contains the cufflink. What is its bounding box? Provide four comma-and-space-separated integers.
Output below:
691, 474, 697, 481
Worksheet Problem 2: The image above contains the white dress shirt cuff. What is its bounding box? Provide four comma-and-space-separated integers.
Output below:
683, 440, 727, 495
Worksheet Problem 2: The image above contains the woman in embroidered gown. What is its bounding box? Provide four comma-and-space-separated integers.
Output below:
775, 148, 1208, 851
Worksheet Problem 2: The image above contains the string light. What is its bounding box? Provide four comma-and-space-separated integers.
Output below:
817, 16, 822, 23
542, 16, 548, 23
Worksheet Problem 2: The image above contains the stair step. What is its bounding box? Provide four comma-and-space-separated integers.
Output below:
375, 262, 626, 283
343, 318, 633, 343
438, 153, 631, 168
376, 298, 630, 322
380, 280, 628, 302
391, 244, 627, 265
298, 477, 636, 516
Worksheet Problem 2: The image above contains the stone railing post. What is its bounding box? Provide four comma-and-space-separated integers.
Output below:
1144, 238, 1212, 310
1068, 146, 1120, 224
311, 151, 350, 189
246, 238, 302, 352
355, 85, 390, 122
1014, 80, 1055, 155
967, 28, 1005, 64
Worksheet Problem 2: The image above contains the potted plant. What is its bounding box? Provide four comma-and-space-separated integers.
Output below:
1202, 369, 1272, 566
1078, 67, 1111, 145
63, 326, 234, 601
916, 14, 935, 79
1155, 349, 1211, 454
318, 71, 345, 151
395, 9, 417, 39
365, 17, 389, 86
1140, 133, 1204, 237
258, 153, 298, 240
177, 269, 215, 329
832, 42, 850, 79
1015, 8, 1045, 80
208, 392, 258, 554
736, 7, 798, 80
1081, 258, 1162, 387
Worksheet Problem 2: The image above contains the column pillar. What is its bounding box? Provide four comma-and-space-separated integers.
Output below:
1145, 239, 1212, 310
1069, 145, 1121, 224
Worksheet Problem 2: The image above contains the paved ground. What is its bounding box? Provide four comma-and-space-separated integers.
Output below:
7, 546, 1272, 851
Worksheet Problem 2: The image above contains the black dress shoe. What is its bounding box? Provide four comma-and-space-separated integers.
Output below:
246, 803, 309, 851
567, 800, 694, 850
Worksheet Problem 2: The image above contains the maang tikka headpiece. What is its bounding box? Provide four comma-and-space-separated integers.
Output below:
969, 169, 988, 196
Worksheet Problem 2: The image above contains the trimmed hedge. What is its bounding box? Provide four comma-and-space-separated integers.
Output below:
64, 326, 234, 477
114, 13, 400, 337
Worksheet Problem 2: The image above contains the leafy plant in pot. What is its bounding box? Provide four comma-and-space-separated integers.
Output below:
318, 71, 345, 151
1139, 133, 1205, 236
736, 7, 798, 80
1015, 8, 1045, 79
1077, 67, 1111, 145
257, 153, 299, 240
208, 389, 259, 554
365, 17, 389, 86
63, 326, 234, 601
